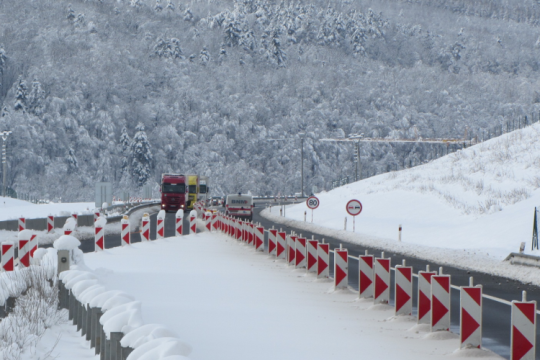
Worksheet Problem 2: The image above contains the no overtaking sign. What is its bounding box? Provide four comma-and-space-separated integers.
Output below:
346, 199, 362, 216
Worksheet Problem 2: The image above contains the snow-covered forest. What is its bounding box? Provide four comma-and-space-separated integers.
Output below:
1, 0, 540, 200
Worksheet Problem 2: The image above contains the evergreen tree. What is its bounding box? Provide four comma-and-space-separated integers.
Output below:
66, 148, 78, 174
155, 0, 163, 12
130, 123, 153, 187
27, 79, 45, 116
166, 0, 175, 12
14, 77, 28, 112
0, 46, 6, 91
199, 47, 210, 65
67, 6, 75, 21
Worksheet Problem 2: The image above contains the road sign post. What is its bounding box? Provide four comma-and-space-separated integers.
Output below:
306, 196, 319, 223
346, 199, 363, 232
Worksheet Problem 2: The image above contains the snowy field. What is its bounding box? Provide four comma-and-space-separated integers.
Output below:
262, 124, 540, 282
79, 233, 501, 360
0, 198, 96, 221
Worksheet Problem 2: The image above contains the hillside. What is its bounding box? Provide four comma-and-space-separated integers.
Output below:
276, 124, 540, 261
1, 0, 540, 200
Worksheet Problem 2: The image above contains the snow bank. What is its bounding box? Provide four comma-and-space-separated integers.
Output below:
53, 235, 80, 250
59, 249, 192, 359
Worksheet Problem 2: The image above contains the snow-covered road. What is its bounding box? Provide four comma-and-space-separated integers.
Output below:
83, 232, 501, 360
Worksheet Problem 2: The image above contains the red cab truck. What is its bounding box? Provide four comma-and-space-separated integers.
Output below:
160, 174, 188, 212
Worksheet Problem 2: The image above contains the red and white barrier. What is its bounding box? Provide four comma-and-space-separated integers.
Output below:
47, 215, 54, 234
295, 237, 306, 269
334, 248, 348, 289
268, 229, 277, 255
277, 231, 286, 259
228, 218, 234, 237
18, 217, 26, 232
156, 210, 165, 239
212, 213, 218, 232
189, 210, 197, 235
240, 220, 245, 242
29, 233, 37, 260
71, 213, 78, 229
511, 296, 536, 360
255, 226, 264, 251
176, 210, 184, 236
460, 285, 482, 349
236, 220, 242, 241
395, 265, 412, 316
205, 211, 212, 232
307, 239, 318, 272
317, 243, 329, 278
431, 275, 451, 332
94, 211, 100, 223
18, 230, 32, 268
288, 235, 296, 266
63, 217, 76, 235
417, 271, 437, 324
121, 216, 130, 246
95, 216, 106, 251
374, 257, 391, 304
359, 255, 374, 299
141, 213, 150, 241
1, 241, 14, 271
248, 223, 254, 246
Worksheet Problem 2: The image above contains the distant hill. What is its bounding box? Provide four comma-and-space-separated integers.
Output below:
0, 0, 539, 200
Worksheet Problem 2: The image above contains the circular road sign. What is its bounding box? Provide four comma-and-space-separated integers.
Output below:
306, 196, 320, 210
346, 199, 363, 216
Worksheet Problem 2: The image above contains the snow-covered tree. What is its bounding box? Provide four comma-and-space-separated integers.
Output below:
13, 77, 28, 112
66, 148, 78, 174
131, 123, 153, 187
154, 0, 163, 12
27, 79, 45, 116
199, 47, 210, 65
166, 0, 175, 12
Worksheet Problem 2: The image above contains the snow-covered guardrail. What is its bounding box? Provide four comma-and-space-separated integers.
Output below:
55, 234, 191, 360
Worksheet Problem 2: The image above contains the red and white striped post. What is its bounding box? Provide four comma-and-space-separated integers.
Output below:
47, 215, 54, 234
511, 292, 536, 360
359, 253, 374, 299
94, 211, 100, 223
18, 230, 32, 268
248, 222, 254, 245
334, 248, 348, 289
121, 215, 130, 246
71, 213, 78, 229
268, 228, 277, 255
1, 241, 14, 271
228, 218, 234, 237
29, 233, 38, 260
374, 256, 391, 304
255, 226, 264, 251
205, 211, 212, 232
287, 234, 296, 266
212, 213, 218, 232
317, 242, 329, 278
95, 217, 106, 251
236, 220, 242, 241
175, 210, 184, 236
18, 217, 26, 232
418, 269, 438, 324
63, 217, 76, 235
395, 263, 413, 316
240, 220, 246, 242
431, 274, 451, 332
156, 210, 165, 239
189, 210, 197, 235
141, 213, 150, 241
460, 281, 482, 349
295, 237, 306, 269
277, 231, 287, 259
307, 239, 318, 273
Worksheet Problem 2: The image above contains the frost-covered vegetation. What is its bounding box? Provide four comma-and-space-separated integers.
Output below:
1, 0, 540, 199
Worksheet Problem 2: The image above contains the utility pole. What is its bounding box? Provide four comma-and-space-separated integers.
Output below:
301, 137, 304, 197
0, 131, 12, 197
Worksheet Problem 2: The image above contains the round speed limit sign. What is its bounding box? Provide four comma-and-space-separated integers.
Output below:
306, 196, 320, 210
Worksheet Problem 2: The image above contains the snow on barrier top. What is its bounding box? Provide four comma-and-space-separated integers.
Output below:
60, 267, 191, 358
53, 235, 81, 250
95, 216, 107, 228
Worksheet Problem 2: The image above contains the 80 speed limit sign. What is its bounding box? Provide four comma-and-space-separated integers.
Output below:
306, 196, 320, 210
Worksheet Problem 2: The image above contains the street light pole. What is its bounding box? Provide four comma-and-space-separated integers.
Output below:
0, 131, 12, 198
